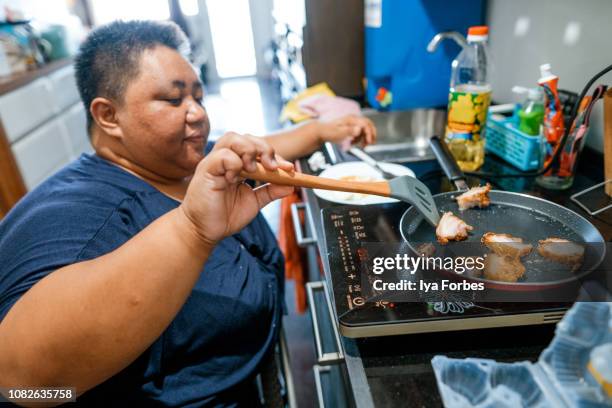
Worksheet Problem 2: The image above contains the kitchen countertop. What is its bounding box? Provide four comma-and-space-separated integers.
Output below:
298, 147, 612, 408
0, 58, 72, 96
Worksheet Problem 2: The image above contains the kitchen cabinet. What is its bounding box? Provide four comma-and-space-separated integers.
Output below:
49, 65, 81, 112
307, 281, 355, 408
288, 185, 354, 407
291, 194, 355, 407
0, 78, 56, 143
12, 117, 73, 189
0, 59, 91, 217
64, 104, 89, 158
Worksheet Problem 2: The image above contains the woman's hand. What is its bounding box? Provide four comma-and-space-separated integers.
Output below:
179, 132, 294, 246
317, 115, 377, 148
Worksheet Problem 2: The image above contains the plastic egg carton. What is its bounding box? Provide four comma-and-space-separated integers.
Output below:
431, 357, 565, 407
539, 302, 612, 407
432, 303, 612, 408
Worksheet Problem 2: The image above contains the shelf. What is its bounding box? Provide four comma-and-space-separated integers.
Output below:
0, 58, 73, 96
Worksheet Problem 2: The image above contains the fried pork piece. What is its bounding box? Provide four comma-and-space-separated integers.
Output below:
436, 212, 474, 244
538, 237, 584, 266
483, 253, 526, 283
481, 232, 532, 258
455, 183, 492, 210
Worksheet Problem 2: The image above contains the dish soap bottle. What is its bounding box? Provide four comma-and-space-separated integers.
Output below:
512, 86, 544, 136
445, 26, 492, 172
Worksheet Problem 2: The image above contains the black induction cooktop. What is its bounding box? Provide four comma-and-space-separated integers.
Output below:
321, 202, 571, 338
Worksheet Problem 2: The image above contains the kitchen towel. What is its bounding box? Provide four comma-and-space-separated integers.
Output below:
278, 189, 308, 314
298, 94, 362, 122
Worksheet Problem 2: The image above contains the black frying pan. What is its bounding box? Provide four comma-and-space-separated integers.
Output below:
399, 136, 606, 291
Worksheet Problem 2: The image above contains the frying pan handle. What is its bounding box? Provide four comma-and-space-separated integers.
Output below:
429, 136, 468, 189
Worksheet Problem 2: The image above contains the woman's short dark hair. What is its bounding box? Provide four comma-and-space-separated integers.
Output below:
74, 20, 190, 131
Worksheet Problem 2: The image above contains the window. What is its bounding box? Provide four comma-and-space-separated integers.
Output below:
206, 0, 257, 78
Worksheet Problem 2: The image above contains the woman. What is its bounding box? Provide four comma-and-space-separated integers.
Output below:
0, 20, 375, 406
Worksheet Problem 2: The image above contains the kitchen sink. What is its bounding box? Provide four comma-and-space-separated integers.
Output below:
361, 108, 447, 162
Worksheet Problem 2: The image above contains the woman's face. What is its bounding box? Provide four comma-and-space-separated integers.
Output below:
115, 45, 210, 180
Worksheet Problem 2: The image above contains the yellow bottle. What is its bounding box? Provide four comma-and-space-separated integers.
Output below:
445, 26, 491, 172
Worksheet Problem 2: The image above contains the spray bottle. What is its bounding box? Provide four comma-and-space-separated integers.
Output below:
512, 86, 544, 136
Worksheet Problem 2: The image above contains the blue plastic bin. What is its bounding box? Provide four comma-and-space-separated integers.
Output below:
485, 105, 542, 171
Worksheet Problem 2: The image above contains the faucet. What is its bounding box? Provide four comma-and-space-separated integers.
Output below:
427, 31, 467, 53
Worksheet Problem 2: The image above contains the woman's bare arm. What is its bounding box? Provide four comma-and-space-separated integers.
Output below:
0, 208, 213, 393
264, 115, 377, 161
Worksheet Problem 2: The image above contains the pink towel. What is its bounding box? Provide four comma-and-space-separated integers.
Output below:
298, 95, 362, 121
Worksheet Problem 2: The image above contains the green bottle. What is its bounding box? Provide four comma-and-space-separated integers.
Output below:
513, 87, 544, 136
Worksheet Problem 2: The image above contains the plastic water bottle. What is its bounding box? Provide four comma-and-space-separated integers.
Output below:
445, 26, 492, 172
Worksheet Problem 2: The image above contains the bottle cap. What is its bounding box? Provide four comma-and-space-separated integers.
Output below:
540, 63, 553, 79
468, 26, 489, 35
467, 26, 488, 42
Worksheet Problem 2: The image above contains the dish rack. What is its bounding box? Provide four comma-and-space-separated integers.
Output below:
486, 104, 542, 171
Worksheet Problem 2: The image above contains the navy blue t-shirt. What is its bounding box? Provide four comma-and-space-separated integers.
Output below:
0, 147, 284, 406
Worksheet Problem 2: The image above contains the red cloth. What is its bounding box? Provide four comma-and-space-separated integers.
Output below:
278, 190, 308, 314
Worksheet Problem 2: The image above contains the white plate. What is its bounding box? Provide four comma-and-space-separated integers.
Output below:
313, 162, 415, 205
